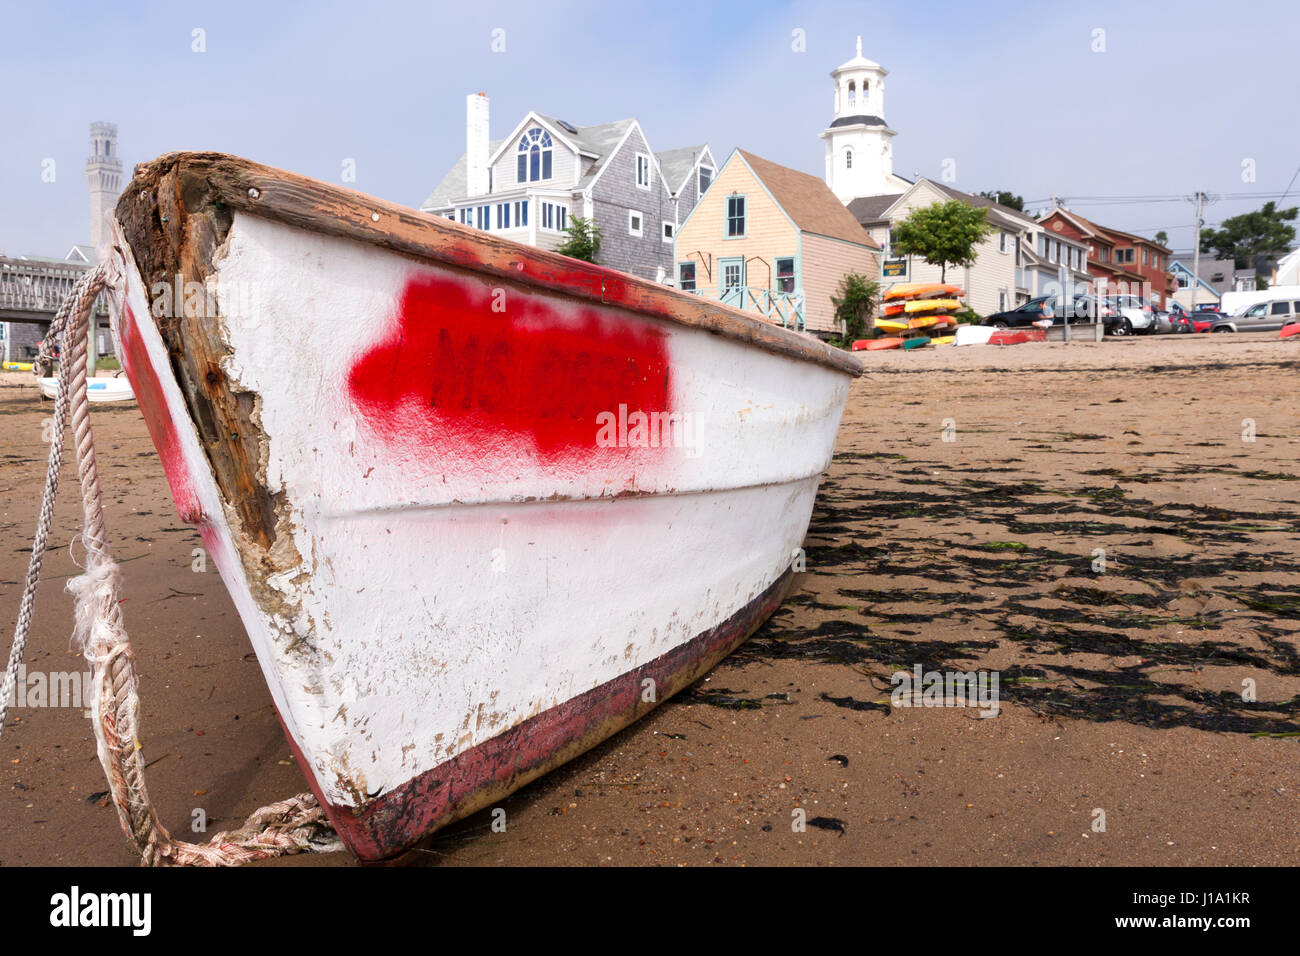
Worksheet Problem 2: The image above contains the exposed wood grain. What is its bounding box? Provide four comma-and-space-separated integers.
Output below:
114, 160, 288, 563
117, 152, 864, 378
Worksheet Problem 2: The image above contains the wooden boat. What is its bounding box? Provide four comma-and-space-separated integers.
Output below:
38, 375, 135, 402
104, 153, 862, 863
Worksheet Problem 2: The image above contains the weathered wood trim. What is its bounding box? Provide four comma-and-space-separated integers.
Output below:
114, 159, 288, 562
116, 152, 864, 378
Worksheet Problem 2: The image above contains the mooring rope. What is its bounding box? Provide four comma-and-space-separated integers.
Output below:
1, 266, 341, 865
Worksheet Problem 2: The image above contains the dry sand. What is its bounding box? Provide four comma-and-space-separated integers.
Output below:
2, 332, 1298, 866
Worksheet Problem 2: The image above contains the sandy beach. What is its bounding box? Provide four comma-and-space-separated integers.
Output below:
2, 331, 1298, 866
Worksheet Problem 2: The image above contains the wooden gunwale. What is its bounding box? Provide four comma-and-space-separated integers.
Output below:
116, 152, 863, 378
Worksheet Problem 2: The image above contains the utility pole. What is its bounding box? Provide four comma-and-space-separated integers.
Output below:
1190, 191, 1205, 311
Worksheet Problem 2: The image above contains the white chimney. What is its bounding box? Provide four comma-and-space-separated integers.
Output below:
466, 92, 490, 198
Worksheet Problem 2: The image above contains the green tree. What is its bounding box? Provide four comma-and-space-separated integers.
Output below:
977, 190, 1025, 212
1154, 230, 1168, 247
891, 200, 996, 282
831, 272, 880, 342
555, 216, 602, 262
1200, 201, 1297, 271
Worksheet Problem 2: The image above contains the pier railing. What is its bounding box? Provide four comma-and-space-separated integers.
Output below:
0, 256, 109, 318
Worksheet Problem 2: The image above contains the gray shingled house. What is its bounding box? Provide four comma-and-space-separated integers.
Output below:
421, 94, 715, 284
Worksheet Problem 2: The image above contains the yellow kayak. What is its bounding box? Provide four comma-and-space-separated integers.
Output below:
876, 319, 910, 332
931, 335, 955, 345
3, 361, 33, 372
883, 283, 964, 302
904, 298, 963, 313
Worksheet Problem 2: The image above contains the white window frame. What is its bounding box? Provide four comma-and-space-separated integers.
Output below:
698, 165, 713, 195
635, 153, 652, 190
662, 220, 674, 243
628, 210, 644, 237
540, 201, 568, 232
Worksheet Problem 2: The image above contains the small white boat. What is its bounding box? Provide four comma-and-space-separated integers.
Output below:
39, 375, 134, 402
106, 152, 862, 862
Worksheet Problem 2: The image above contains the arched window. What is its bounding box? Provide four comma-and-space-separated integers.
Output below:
847, 80, 856, 108
845, 149, 853, 169
517, 128, 553, 183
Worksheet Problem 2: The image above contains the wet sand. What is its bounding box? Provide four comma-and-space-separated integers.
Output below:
2, 332, 1298, 866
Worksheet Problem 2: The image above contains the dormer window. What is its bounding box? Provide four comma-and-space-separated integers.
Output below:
517, 128, 553, 183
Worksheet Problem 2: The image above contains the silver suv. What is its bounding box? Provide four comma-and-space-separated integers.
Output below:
1212, 298, 1300, 333
1101, 294, 1160, 335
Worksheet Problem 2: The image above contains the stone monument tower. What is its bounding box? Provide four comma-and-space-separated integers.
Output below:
85, 122, 122, 257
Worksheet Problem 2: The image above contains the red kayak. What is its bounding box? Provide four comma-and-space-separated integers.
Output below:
1280, 322, 1300, 339
989, 328, 1047, 346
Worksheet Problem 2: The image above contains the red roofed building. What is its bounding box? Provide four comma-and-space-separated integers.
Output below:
1038, 207, 1174, 307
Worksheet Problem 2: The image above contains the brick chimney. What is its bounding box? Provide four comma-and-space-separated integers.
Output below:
466, 93, 490, 198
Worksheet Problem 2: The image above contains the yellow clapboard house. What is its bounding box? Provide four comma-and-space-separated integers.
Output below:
673, 149, 879, 335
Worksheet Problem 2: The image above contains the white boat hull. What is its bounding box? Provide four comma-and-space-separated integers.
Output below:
39, 376, 134, 402
107, 153, 859, 860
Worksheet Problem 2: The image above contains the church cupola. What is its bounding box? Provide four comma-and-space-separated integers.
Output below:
820, 37, 903, 204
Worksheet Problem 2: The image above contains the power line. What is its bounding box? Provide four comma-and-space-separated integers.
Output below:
1024, 190, 1299, 207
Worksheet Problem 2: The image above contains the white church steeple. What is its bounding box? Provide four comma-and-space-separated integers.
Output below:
820, 37, 905, 203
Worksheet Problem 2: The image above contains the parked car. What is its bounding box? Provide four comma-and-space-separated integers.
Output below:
1071, 294, 1122, 332
1071, 294, 1156, 335
1187, 308, 1225, 332
1211, 298, 1300, 332
1162, 301, 1196, 334
981, 295, 1092, 329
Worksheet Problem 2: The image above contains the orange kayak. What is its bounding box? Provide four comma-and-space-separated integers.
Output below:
908, 315, 954, 329
863, 337, 903, 350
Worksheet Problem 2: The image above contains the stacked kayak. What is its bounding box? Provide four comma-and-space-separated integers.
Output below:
875, 283, 966, 349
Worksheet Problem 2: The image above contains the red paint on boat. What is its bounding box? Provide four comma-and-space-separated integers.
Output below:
1280, 322, 1300, 339
347, 274, 675, 463
115, 302, 202, 522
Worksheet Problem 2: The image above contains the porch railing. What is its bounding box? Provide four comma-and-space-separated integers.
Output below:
689, 286, 805, 331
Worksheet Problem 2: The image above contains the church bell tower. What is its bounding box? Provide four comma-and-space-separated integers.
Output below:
820, 38, 900, 202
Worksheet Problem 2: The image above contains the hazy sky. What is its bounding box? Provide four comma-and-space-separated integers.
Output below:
2, 0, 1297, 259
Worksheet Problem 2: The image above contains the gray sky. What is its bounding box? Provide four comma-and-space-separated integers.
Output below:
2, 0, 1297, 259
